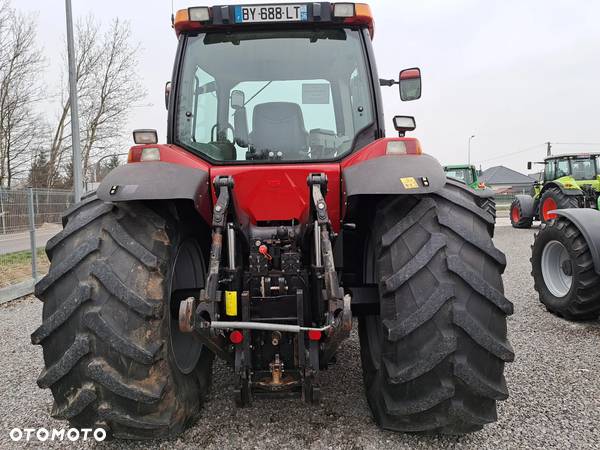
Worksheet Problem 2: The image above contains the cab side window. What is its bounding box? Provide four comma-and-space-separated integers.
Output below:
192, 67, 218, 143
349, 68, 372, 133
544, 161, 555, 181
555, 159, 570, 178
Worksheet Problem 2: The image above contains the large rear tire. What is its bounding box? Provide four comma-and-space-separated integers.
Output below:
32, 195, 213, 439
478, 197, 496, 224
539, 187, 580, 223
531, 217, 600, 320
510, 198, 533, 229
359, 182, 514, 434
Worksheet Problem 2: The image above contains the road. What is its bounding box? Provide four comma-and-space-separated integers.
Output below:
1, 226, 599, 449
0, 224, 61, 255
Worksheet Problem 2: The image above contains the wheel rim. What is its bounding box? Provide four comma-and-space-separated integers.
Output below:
169, 239, 205, 374
541, 240, 573, 298
511, 206, 520, 223
542, 197, 558, 221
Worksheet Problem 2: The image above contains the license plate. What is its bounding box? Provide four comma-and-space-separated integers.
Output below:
234, 4, 308, 23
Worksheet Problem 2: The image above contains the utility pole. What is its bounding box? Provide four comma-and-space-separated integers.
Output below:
468, 135, 476, 166
546, 141, 552, 157
65, 0, 82, 202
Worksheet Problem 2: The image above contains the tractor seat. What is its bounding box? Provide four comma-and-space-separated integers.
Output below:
249, 102, 308, 160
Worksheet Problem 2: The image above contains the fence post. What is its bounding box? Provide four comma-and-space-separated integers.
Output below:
0, 188, 5, 235
28, 188, 38, 281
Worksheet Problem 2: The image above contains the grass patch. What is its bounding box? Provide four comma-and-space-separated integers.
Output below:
0, 248, 49, 288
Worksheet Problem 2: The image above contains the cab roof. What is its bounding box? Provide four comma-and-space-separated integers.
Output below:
444, 164, 476, 170
545, 152, 600, 161
174, 3, 374, 38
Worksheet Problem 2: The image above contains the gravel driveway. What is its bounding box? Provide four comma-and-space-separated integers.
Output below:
0, 226, 599, 449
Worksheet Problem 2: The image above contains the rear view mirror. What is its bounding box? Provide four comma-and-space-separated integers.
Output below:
165, 82, 171, 110
393, 115, 416, 136
231, 90, 245, 110
527, 161, 532, 170
399, 68, 421, 101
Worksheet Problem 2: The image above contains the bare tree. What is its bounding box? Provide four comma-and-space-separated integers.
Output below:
80, 19, 144, 179
48, 16, 145, 187
46, 16, 102, 187
0, 1, 46, 187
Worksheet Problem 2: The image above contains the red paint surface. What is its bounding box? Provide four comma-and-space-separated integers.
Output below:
127, 142, 420, 231
211, 164, 342, 232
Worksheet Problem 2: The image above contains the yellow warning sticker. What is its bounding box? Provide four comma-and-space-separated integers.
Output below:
225, 291, 238, 316
400, 177, 419, 189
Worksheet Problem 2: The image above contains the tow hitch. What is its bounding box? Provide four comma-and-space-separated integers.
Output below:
178, 173, 351, 406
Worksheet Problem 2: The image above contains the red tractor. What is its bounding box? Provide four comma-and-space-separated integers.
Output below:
31, 3, 513, 439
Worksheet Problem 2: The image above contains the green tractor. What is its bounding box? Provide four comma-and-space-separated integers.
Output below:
444, 164, 496, 219
510, 153, 600, 228
443, 164, 484, 190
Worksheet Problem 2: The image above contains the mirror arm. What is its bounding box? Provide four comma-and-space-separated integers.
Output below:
379, 78, 398, 87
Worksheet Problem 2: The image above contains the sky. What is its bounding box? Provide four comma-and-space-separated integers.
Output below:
18, 0, 600, 172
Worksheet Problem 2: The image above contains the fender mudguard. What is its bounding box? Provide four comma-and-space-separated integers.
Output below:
542, 181, 582, 196
97, 162, 210, 220
342, 154, 446, 197
514, 194, 536, 218
554, 209, 600, 275
473, 186, 496, 202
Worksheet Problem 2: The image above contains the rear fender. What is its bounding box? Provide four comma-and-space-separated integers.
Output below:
97, 161, 211, 223
339, 147, 446, 293
542, 180, 582, 196
554, 209, 600, 275
342, 153, 446, 198
514, 194, 536, 218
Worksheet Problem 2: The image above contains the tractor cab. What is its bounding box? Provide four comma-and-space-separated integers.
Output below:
443, 164, 484, 190
540, 154, 600, 182
167, 3, 419, 165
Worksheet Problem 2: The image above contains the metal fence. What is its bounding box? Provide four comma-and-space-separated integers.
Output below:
494, 188, 533, 211
495, 193, 517, 209
0, 188, 74, 303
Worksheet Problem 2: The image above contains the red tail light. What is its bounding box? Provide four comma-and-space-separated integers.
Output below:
386, 139, 423, 155
128, 146, 161, 163
308, 330, 322, 341
229, 330, 244, 344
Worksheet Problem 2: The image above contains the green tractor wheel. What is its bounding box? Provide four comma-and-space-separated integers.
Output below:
531, 216, 600, 320
538, 187, 580, 223
510, 198, 533, 229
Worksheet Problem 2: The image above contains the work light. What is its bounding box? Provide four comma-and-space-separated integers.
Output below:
132, 129, 158, 145
188, 7, 210, 22
333, 3, 355, 17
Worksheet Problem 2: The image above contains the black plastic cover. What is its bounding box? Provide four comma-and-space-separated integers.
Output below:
343, 154, 446, 197
97, 162, 210, 216
554, 209, 600, 275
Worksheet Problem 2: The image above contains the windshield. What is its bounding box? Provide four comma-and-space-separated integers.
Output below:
445, 168, 474, 185
175, 29, 374, 162
570, 158, 597, 180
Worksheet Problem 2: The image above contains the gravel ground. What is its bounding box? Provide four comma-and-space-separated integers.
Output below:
1, 225, 599, 449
